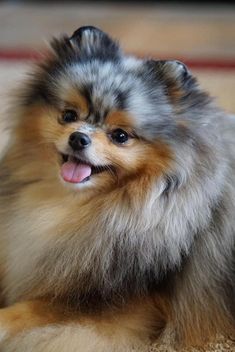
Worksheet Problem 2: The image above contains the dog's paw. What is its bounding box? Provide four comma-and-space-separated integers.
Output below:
0, 325, 9, 343
0, 331, 8, 342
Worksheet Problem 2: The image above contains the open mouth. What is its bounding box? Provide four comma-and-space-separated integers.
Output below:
60, 154, 112, 184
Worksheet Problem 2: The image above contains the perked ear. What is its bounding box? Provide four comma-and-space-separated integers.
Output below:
147, 59, 202, 105
156, 60, 192, 81
69, 26, 122, 59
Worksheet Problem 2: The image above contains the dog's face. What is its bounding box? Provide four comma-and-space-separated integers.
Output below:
17, 26, 210, 195
40, 85, 172, 191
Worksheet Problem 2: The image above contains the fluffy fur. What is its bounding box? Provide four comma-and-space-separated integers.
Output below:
0, 26, 234, 351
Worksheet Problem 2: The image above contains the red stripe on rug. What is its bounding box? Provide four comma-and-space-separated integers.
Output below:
1, 49, 235, 70
0, 49, 42, 61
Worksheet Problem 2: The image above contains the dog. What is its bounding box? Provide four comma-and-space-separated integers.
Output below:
0, 26, 234, 351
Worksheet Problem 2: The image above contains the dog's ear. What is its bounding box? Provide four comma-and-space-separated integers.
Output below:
148, 60, 192, 83
69, 26, 122, 59
163, 60, 191, 80
146, 59, 203, 105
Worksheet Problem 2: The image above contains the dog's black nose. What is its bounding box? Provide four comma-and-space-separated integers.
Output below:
69, 132, 91, 151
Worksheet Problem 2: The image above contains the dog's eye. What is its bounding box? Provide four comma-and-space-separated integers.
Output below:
111, 129, 129, 144
62, 110, 78, 123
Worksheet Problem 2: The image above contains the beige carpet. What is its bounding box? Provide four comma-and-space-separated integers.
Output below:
150, 335, 235, 351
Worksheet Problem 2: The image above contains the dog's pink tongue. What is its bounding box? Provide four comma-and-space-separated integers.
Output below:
61, 161, 91, 183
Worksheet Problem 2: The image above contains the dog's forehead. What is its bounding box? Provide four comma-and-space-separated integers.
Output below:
56, 57, 171, 131
60, 59, 149, 121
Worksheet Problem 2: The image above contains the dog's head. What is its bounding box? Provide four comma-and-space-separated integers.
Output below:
15, 26, 213, 196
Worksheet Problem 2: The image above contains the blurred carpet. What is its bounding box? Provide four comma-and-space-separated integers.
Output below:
150, 335, 235, 352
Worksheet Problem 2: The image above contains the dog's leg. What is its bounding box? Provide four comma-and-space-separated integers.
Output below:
0, 298, 167, 352
0, 300, 67, 342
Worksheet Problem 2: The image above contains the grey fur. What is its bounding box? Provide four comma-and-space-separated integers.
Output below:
0, 26, 234, 341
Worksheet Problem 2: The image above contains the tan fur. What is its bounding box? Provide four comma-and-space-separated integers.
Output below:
60, 88, 89, 118
172, 289, 235, 347
106, 110, 135, 128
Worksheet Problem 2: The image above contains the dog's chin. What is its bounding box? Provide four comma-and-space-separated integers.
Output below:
59, 153, 115, 190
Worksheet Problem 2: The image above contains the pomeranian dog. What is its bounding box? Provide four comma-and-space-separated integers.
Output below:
0, 26, 234, 351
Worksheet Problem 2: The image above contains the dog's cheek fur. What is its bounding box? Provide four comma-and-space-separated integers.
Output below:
15, 106, 88, 171
88, 131, 173, 177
